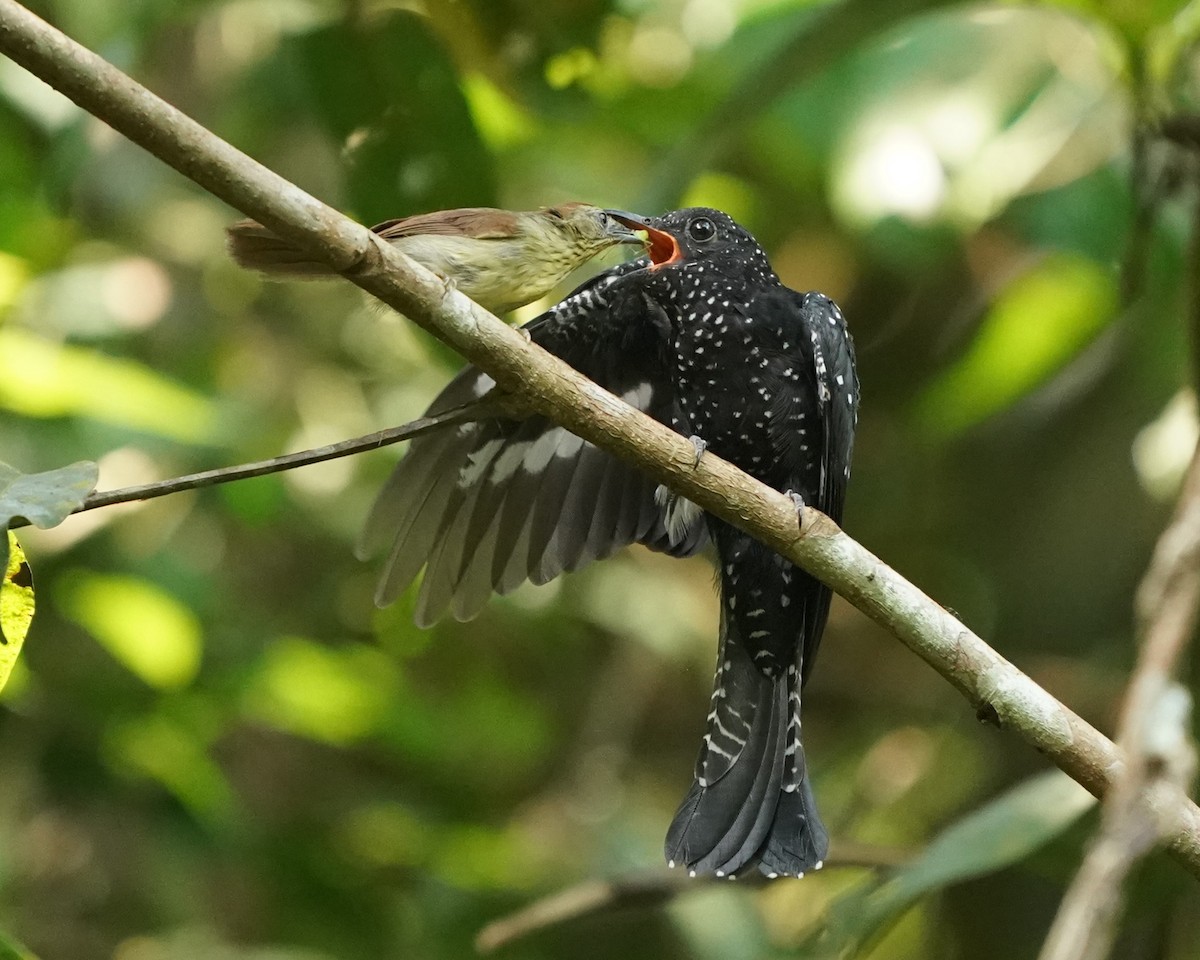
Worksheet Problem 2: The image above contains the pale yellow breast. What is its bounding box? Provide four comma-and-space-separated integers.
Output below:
391, 232, 600, 315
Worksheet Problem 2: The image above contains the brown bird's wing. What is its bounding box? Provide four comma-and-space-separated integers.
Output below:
359, 258, 709, 625
225, 208, 523, 277
371, 207, 524, 241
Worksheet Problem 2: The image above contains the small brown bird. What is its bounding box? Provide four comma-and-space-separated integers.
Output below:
227, 203, 647, 315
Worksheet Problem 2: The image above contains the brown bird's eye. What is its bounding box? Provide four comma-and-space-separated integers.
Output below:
688, 217, 716, 243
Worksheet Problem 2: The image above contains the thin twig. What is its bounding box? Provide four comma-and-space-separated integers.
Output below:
79, 400, 497, 512
475, 843, 911, 953
1037, 449, 1200, 960
7, 399, 506, 526
5, 0, 1200, 882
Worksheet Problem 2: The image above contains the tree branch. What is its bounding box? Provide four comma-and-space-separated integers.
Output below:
475, 843, 912, 953
1038, 450, 1200, 960
3, 0, 1200, 886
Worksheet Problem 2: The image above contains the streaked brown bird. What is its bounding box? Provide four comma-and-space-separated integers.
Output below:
227, 203, 646, 315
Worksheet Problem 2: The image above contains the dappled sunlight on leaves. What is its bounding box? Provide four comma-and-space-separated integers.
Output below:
104, 709, 236, 824
59, 571, 202, 689
1133, 388, 1199, 501
0, 251, 28, 310
0, 928, 40, 960
0, 329, 217, 442
915, 252, 1117, 436
827, 9, 1122, 231
336, 801, 432, 871
243, 637, 397, 745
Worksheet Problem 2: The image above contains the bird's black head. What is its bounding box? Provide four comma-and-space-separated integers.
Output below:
605, 207, 774, 280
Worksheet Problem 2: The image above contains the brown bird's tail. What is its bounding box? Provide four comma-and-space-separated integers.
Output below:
226, 219, 338, 277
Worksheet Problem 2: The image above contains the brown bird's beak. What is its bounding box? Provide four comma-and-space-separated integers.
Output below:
603, 210, 682, 268
597, 210, 648, 247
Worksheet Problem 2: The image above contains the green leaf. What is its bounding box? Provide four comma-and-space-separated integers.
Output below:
243, 636, 399, 745
1044, 0, 1190, 46
284, 10, 494, 221
0, 328, 216, 442
915, 253, 1117, 437
822, 771, 1096, 956
0, 927, 40, 960
0, 459, 97, 529
104, 708, 235, 824
0, 532, 34, 682
0, 458, 97, 580
59, 572, 202, 689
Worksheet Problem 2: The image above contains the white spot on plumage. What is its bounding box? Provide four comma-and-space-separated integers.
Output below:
457, 437, 504, 487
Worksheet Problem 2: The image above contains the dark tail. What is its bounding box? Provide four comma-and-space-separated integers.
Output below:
664, 610, 828, 878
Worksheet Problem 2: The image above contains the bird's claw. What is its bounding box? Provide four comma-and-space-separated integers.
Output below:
518, 326, 533, 342
688, 435, 707, 469
786, 490, 806, 532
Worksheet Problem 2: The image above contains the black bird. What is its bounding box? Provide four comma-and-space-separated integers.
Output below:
358, 207, 858, 879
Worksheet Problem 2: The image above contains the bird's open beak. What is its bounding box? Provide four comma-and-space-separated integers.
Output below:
604, 210, 682, 267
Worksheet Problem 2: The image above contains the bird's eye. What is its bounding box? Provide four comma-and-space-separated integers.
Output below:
688, 217, 716, 243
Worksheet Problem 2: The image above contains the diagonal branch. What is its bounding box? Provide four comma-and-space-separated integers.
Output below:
3, 0, 1200, 884
1038, 448, 1200, 960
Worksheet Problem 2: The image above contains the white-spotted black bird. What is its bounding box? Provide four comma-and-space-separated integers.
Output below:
358, 207, 858, 879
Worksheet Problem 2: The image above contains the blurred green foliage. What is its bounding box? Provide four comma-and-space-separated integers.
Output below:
2, 0, 1200, 958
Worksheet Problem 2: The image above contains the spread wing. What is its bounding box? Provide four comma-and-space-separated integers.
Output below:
359, 260, 710, 625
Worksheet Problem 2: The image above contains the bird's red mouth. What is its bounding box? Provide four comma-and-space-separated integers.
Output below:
604, 211, 681, 268
642, 225, 681, 268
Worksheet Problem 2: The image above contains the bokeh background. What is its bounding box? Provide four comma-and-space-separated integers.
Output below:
2, 0, 1200, 957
